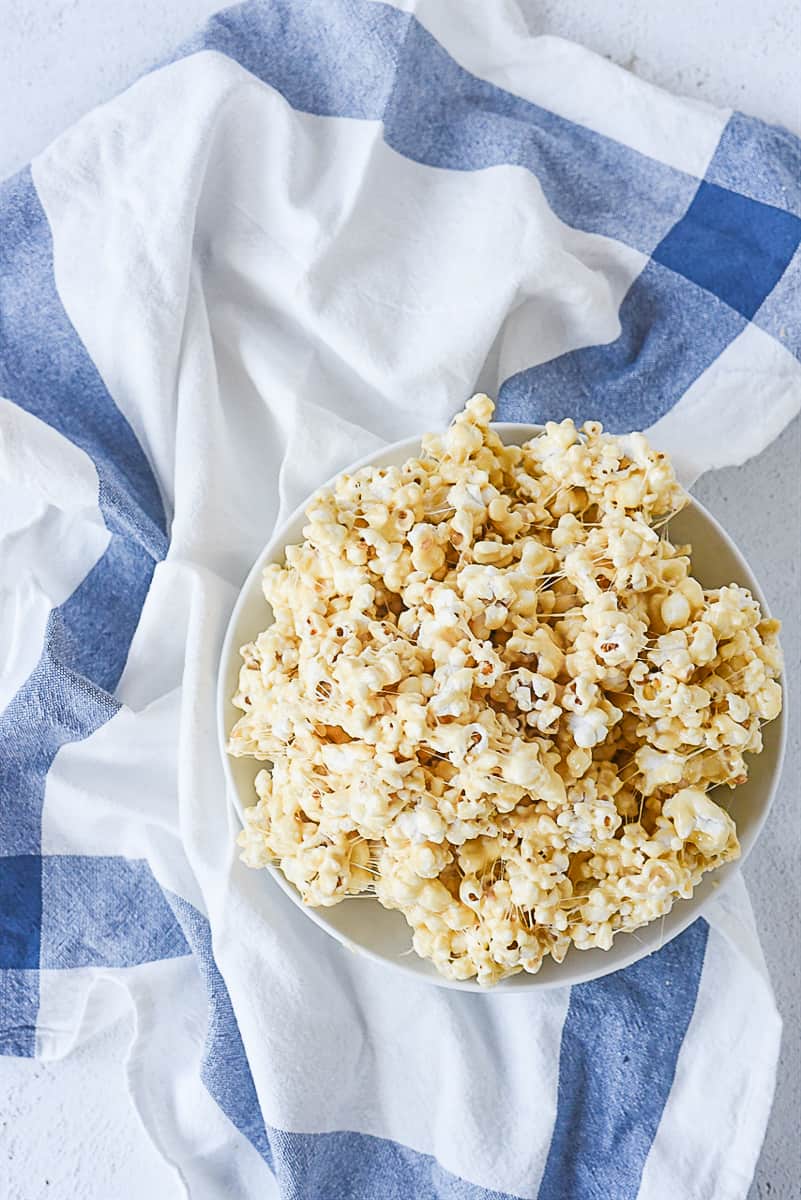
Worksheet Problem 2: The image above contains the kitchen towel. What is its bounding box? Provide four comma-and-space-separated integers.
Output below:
1, 1, 799, 1197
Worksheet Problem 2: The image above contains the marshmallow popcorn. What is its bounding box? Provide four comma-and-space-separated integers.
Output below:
229, 397, 782, 985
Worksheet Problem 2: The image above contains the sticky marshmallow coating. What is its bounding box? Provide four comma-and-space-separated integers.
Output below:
229, 396, 782, 986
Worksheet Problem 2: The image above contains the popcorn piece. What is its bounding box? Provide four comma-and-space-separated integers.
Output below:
663, 788, 739, 858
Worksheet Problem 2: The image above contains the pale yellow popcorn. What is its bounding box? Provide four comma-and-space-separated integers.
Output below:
593, 619, 646, 668
229, 396, 781, 986
648, 631, 695, 681
634, 746, 686, 795
661, 592, 691, 630
428, 665, 474, 718
407, 522, 445, 574
663, 788, 738, 858
754, 678, 782, 721
506, 669, 562, 734
557, 792, 621, 851
616, 856, 695, 922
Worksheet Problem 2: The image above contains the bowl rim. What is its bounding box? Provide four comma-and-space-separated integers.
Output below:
217, 422, 787, 992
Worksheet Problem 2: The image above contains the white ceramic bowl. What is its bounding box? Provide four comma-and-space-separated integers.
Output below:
217, 424, 786, 991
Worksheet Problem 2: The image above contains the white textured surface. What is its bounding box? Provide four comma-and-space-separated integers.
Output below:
0, 1016, 179, 1200
0, 2, 799, 1199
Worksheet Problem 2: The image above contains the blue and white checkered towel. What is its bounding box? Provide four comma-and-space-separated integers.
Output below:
2, 2, 799, 1197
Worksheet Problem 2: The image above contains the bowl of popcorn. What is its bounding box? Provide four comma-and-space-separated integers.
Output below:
218, 396, 785, 990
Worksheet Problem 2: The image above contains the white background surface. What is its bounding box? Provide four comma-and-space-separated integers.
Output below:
0, 2, 799, 1198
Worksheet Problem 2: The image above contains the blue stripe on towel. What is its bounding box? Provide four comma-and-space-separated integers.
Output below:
186, 0, 698, 253
495, 261, 745, 431
537, 919, 709, 1200
0, 171, 168, 857
166, 893, 274, 1168
40, 857, 189, 968
268, 1129, 522, 1200
652, 180, 801, 321
705, 111, 801, 218
0, 857, 188, 1055
0, 169, 170, 1052
754, 246, 801, 359
0, 969, 40, 1057
0, 857, 42, 970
